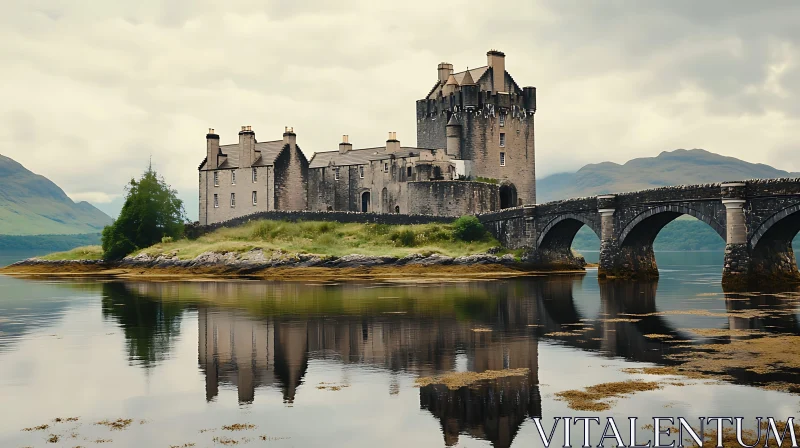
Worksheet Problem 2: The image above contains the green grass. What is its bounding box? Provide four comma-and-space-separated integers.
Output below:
135, 219, 504, 260
40, 245, 103, 261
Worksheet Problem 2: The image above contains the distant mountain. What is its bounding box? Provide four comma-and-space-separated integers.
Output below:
0, 154, 112, 235
538, 149, 800, 203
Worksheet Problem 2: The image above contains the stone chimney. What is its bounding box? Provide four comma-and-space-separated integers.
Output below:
438, 62, 453, 84
487, 50, 506, 93
238, 125, 255, 168
206, 128, 220, 170
283, 126, 296, 146
339, 135, 352, 154
386, 131, 400, 153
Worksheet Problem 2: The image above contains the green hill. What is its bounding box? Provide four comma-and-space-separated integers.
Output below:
535, 149, 800, 251
0, 154, 112, 235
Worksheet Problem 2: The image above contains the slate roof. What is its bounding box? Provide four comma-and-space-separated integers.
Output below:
215, 140, 286, 169
427, 66, 489, 99
454, 66, 487, 85
308, 146, 436, 169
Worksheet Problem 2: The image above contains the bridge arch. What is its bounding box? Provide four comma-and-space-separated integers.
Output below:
750, 204, 800, 250
536, 214, 601, 249
618, 204, 725, 247
747, 204, 800, 283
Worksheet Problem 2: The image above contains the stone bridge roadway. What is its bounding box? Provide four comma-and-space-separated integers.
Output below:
478, 179, 800, 289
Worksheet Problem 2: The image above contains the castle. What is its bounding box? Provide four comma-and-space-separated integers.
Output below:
199, 50, 536, 225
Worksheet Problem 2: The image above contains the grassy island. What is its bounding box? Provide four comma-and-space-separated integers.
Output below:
35, 219, 514, 262
2, 219, 597, 281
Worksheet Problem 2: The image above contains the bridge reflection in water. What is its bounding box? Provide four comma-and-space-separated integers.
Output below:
100, 277, 800, 448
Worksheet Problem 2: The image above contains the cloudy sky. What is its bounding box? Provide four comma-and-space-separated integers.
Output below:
1, 1, 798, 220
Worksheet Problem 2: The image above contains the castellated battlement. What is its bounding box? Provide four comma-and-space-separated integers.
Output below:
416, 88, 536, 122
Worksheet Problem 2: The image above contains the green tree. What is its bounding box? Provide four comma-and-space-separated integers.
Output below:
101, 165, 185, 260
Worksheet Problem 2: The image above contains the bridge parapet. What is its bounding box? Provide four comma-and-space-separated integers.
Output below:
745, 177, 800, 197
614, 183, 722, 205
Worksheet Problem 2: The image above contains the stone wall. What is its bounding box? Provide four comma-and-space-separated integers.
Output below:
274, 143, 309, 211
461, 110, 535, 206
478, 207, 527, 248
200, 165, 275, 225
416, 100, 447, 149
407, 181, 498, 217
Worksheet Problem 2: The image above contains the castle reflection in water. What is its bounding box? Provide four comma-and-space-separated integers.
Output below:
106, 276, 800, 448
195, 281, 541, 448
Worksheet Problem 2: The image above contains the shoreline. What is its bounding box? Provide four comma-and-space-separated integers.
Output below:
1, 252, 594, 282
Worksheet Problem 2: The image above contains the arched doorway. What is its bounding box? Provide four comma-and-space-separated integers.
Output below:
361, 191, 371, 212
499, 183, 517, 209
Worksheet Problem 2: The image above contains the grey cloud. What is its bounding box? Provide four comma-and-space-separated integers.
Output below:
0, 0, 798, 221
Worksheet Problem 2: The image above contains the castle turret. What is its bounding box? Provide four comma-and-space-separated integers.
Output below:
487, 50, 506, 93
437, 62, 453, 85
446, 115, 461, 158
443, 74, 458, 96
523, 86, 537, 113
206, 128, 219, 170
239, 126, 256, 167
339, 135, 352, 154
461, 68, 478, 109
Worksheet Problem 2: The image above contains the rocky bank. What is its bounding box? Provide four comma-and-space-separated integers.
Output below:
2, 248, 589, 280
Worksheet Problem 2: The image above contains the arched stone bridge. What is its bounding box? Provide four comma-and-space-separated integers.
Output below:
477, 178, 800, 289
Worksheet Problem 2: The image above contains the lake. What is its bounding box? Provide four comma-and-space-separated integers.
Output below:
1, 252, 799, 447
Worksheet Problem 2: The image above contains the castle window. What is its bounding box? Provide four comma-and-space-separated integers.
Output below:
499, 114, 506, 127
252, 167, 257, 183
231, 171, 236, 185
230, 193, 236, 207
334, 167, 340, 180
359, 166, 364, 178
499, 133, 506, 147
252, 191, 257, 205
500, 152, 506, 166
384, 162, 389, 172
407, 166, 412, 178
213, 194, 218, 208
213, 172, 219, 187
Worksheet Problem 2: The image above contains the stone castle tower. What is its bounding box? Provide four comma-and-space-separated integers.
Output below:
416, 50, 537, 207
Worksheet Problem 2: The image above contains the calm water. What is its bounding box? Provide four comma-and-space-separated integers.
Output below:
0, 250, 47, 268
1, 252, 799, 448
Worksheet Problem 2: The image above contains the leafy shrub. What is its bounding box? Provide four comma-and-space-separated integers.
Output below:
390, 229, 416, 247
161, 236, 173, 244
452, 216, 486, 242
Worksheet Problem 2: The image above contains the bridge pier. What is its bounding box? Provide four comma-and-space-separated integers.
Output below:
721, 184, 751, 289
721, 182, 800, 290
597, 195, 660, 280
